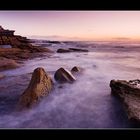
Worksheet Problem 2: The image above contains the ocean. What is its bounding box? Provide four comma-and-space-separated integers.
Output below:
0, 40, 140, 128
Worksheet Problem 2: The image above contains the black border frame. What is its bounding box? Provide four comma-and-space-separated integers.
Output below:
0, 0, 140, 137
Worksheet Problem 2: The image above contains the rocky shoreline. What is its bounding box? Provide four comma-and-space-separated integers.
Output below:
0, 26, 83, 111
0, 27, 52, 72
0, 47, 52, 71
1, 26, 140, 127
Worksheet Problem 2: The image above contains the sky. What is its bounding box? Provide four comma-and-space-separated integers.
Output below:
0, 11, 140, 41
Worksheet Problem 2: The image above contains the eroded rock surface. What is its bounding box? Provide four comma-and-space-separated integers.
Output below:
18, 67, 53, 109
110, 79, 140, 122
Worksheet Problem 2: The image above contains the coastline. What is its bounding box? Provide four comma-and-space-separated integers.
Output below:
0, 40, 140, 128
0, 43, 53, 72
0, 26, 53, 73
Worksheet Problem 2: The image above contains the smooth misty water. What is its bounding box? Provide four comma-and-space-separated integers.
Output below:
0, 41, 140, 128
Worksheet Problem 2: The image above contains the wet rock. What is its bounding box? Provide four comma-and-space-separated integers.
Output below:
58, 85, 63, 88
0, 26, 52, 62
110, 79, 140, 122
93, 64, 97, 68
115, 46, 125, 48
71, 66, 81, 73
0, 46, 52, 62
15, 43, 52, 53
57, 48, 71, 53
69, 48, 88, 52
57, 48, 88, 53
45, 40, 61, 44
0, 57, 19, 71
0, 74, 5, 79
54, 67, 76, 83
18, 67, 53, 109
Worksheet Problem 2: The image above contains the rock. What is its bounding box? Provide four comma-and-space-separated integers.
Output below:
0, 26, 49, 50
11, 42, 51, 53
57, 48, 71, 53
110, 79, 140, 122
93, 64, 97, 68
45, 40, 61, 44
15, 43, 52, 53
54, 67, 76, 83
71, 66, 81, 73
0, 46, 52, 61
18, 67, 53, 109
58, 85, 63, 88
115, 46, 125, 48
68, 48, 88, 52
57, 48, 89, 53
0, 57, 19, 71
0, 74, 5, 79
0, 26, 53, 74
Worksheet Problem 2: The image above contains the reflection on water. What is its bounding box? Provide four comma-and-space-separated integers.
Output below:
0, 42, 140, 128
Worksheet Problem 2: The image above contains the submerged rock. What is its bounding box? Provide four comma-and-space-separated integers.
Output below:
54, 67, 76, 83
0, 74, 5, 79
57, 48, 88, 53
0, 57, 19, 71
110, 79, 140, 122
57, 48, 71, 53
71, 66, 81, 73
69, 48, 89, 52
18, 67, 53, 109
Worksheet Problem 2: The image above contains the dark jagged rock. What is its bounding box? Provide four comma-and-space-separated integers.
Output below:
57, 48, 71, 53
54, 67, 76, 83
0, 26, 29, 46
18, 67, 53, 109
71, 66, 81, 73
110, 79, 140, 122
45, 40, 61, 44
69, 48, 89, 52
57, 48, 89, 53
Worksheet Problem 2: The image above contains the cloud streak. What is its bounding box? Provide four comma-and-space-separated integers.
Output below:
112, 37, 131, 41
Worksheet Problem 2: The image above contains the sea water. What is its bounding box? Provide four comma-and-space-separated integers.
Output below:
0, 41, 140, 128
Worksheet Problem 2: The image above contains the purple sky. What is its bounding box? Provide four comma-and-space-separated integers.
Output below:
0, 11, 140, 41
